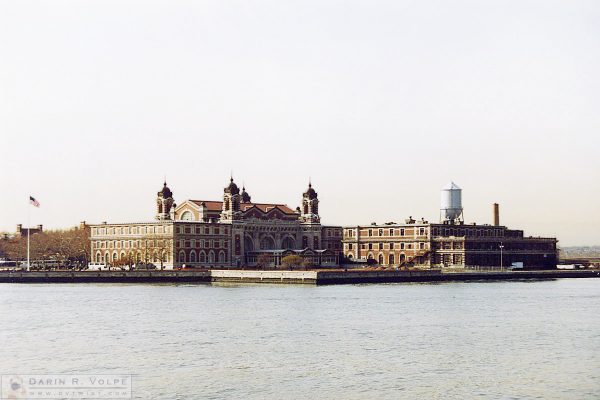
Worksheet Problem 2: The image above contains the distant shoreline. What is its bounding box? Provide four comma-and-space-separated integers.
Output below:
0, 269, 598, 285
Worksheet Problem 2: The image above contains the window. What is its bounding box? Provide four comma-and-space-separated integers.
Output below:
368, 229, 373, 237
368, 243, 373, 250
400, 229, 405, 236
378, 229, 383, 236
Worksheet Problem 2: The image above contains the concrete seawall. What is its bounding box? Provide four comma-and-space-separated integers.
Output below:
0, 269, 598, 285
0, 270, 211, 283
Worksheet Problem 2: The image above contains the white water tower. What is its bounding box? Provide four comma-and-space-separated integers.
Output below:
440, 182, 463, 223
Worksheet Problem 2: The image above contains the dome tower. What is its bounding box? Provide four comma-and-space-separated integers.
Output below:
300, 181, 320, 224
156, 181, 175, 220
221, 177, 242, 221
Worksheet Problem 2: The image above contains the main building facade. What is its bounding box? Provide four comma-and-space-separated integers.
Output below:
89, 179, 343, 269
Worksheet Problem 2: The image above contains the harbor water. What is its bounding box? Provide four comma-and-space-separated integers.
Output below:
1, 279, 599, 399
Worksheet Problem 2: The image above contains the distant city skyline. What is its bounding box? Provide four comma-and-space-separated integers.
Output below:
1, 1, 599, 246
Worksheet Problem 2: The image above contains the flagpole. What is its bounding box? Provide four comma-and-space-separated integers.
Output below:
27, 199, 31, 272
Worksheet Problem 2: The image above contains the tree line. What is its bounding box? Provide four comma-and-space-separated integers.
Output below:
0, 227, 90, 267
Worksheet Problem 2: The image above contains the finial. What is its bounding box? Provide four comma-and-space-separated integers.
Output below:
308, 176, 312, 188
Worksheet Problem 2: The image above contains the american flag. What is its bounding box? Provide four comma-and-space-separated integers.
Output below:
29, 196, 40, 208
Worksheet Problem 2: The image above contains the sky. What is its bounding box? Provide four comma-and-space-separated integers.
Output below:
0, 0, 599, 246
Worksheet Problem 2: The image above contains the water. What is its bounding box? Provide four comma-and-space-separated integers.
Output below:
1, 279, 599, 399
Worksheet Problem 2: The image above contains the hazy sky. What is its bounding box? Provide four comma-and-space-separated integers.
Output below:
1, 0, 599, 246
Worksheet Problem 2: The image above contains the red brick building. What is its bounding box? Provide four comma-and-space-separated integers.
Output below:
90, 179, 342, 269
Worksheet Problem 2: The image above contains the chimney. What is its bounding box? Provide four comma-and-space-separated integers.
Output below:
16, 224, 22, 233
493, 203, 500, 226
37, 224, 43, 231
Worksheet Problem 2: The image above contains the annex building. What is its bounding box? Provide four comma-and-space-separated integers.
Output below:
342, 185, 558, 270
89, 179, 343, 269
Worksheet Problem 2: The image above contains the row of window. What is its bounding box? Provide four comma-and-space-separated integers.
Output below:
93, 225, 171, 236
178, 239, 228, 249
345, 228, 428, 238
346, 253, 408, 265
178, 250, 227, 264
95, 251, 170, 264
93, 240, 171, 249
432, 228, 506, 238
176, 225, 228, 235
346, 242, 427, 250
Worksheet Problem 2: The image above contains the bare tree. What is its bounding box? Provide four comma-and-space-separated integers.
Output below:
256, 253, 271, 270
281, 255, 303, 270
0, 226, 90, 269
138, 233, 171, 269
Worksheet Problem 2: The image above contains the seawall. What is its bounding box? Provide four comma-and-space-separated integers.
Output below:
0, 269, 598, 285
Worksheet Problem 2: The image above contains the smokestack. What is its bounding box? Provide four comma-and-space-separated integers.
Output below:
493, 203, 500, 226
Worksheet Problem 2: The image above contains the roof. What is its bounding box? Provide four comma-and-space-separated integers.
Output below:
188, 200, 296, 215
241, 203, 296, 214
442, 182, 461, 190
189, 200, 223, 211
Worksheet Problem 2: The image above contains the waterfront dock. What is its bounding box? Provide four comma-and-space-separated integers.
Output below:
0, 269, 598, 285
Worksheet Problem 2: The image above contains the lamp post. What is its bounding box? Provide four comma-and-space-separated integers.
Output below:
499, 243, 504, 271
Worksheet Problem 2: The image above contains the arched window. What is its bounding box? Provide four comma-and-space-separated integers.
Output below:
199, 251, 206, 263
219, 251, 225, 263
189, 250, 197, 263
113, 252, 118, 262
347, 254, 354, 260
378, 254, 384, 265
388, 254, 395, 265
181, 211, 194, 221
244, 237, 254, 252
179, 250, 186, 263
282, 236, 295, 250
208, 251, 215, 263
400, 254, 406, 262
303, 204, 309, 214
96, 252, 102, 263
260, 236, 275, 250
